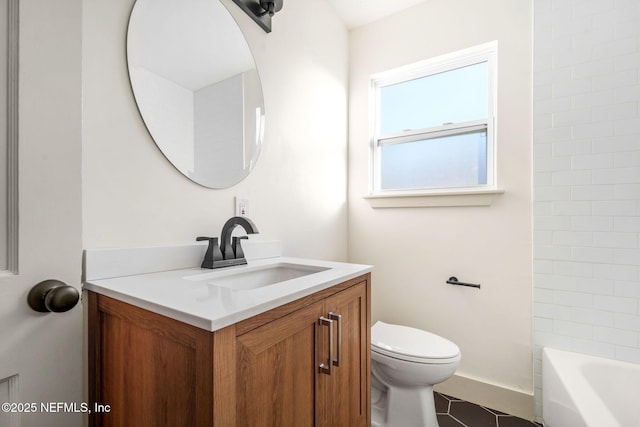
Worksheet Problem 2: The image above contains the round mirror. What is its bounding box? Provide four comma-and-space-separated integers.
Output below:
127, 0, 264, 188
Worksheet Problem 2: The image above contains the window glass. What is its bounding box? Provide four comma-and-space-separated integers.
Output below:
379, 62, 488, 134
380, 130, 487, 190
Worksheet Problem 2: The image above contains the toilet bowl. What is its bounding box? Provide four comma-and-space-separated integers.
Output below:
371, 321, 461, 427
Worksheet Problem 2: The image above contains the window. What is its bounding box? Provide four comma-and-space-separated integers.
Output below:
370, 42, 498, 200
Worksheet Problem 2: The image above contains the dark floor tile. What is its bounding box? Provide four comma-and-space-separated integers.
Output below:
434, 392, 451, 413
438, 392, 465, 402
449, 401, 498, 427
437, 414, 466, 427
430, 392, 541, 427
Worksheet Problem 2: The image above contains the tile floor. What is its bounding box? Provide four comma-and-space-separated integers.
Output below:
435, 393, 542, 427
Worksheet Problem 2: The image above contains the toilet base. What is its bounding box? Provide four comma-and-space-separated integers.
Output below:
371, 383, 439, 427
371, 384, 386, 427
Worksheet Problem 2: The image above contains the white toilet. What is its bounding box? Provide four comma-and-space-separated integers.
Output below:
370, 321, 461, 427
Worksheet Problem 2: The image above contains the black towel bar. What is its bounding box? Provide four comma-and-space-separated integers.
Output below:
446, 276, 481, 289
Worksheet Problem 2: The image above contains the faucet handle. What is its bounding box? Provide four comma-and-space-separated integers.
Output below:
232, 236, 249, 259
196, 236, 223, 269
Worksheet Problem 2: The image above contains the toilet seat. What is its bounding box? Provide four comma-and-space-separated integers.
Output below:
371, 321, 460, 364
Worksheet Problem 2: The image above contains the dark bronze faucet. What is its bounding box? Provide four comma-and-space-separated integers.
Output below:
197, 216, 259, 269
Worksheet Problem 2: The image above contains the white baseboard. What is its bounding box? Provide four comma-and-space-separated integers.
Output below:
434, 373, 534, 421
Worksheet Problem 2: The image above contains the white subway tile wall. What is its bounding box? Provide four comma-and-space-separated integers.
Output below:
533, 0, 640, 418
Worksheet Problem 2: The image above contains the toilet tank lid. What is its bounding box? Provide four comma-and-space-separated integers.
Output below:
371, 321, 460, 360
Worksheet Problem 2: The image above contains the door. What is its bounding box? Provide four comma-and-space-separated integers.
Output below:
0, 1, 83, 426
325, 282, 369, 427
235, 281, 370, 427
236, 300, 326, 427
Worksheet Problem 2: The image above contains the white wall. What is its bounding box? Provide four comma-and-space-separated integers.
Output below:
348, 0, 534, 418
82, 0, 349, 259
533, 0, 640, 419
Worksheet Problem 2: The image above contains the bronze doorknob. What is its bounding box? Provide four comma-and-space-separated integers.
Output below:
27, 280, 79, 313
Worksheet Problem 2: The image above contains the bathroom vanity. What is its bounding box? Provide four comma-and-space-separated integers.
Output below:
84, 245, 371, 427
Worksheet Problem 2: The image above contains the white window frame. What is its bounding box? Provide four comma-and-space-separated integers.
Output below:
368, 41, 500, 206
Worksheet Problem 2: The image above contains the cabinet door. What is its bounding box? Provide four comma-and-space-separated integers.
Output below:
324, 281, 370, 427
236, 300, 326, 427
89, 294, 211, 427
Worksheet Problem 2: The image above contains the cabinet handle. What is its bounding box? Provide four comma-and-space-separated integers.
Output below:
328, 312, 342, 367
318, 316, 333, 375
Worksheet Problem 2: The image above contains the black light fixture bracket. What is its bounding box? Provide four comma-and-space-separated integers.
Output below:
232, 0, 283, 33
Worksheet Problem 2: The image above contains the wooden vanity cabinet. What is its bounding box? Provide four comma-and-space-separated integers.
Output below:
88, 273, 370, 427
235, 279, 369, 427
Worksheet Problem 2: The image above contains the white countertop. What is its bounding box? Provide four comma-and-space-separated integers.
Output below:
84, 256, 372, 331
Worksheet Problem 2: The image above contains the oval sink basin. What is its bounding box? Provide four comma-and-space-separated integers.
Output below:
185, 262, 329, 291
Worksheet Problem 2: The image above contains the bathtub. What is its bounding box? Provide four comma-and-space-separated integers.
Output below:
542, 348, 640, 427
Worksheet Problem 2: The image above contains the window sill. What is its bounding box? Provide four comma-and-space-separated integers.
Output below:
364, 188, 505, 208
